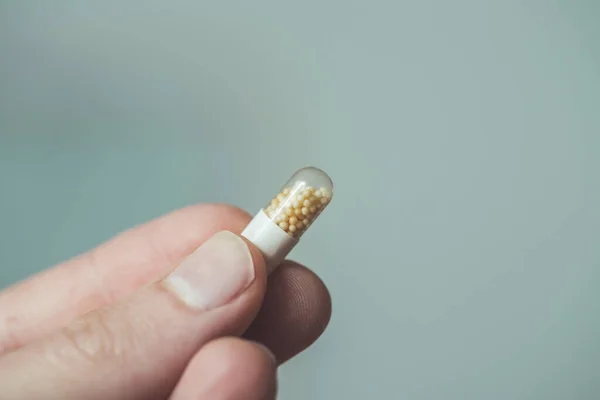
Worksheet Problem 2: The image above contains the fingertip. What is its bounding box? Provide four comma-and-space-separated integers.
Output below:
244, 261, 332, 364
181, 203, 253, 229
171, 337, 277, 400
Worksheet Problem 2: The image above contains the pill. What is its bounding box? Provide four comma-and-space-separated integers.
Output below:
241, 166, 334, 273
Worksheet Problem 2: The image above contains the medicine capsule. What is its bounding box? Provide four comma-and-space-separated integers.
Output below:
241, 166, 334, 273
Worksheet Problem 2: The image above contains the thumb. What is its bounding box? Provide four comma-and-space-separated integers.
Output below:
0, 231, 267, 400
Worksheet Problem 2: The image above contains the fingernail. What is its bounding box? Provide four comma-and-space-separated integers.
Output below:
255, 342, 277, 365
163, 231, 255, 310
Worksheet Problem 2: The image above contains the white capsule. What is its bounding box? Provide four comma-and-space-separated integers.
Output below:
242, 166, 334, 274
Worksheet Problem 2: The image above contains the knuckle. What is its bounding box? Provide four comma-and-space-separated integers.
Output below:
0, 315, 23, 355
58, 309, 128, 365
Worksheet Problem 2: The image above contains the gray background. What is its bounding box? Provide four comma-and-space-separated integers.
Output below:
1, 1, 599, 399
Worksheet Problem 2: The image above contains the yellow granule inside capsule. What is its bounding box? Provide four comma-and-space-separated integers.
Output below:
265, 185, 332, 237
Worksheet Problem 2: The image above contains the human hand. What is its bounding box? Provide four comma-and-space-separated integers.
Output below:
0, 204, 332, 399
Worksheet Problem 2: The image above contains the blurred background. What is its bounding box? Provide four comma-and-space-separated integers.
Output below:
1, 1, 599, 399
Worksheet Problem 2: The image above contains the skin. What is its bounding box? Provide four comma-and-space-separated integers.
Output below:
0, 204, 332, 399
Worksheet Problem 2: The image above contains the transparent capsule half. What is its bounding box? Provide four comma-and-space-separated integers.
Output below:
241, 167, 333, 274
264, 167, 333, 238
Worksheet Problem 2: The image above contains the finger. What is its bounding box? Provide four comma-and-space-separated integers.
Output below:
244, 262, 332, 364
0, 232, 267, 400
170, 337, 277, 400
0, 204, 253, 354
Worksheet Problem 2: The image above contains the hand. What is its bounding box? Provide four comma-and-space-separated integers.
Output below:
0, 204, 332, 399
